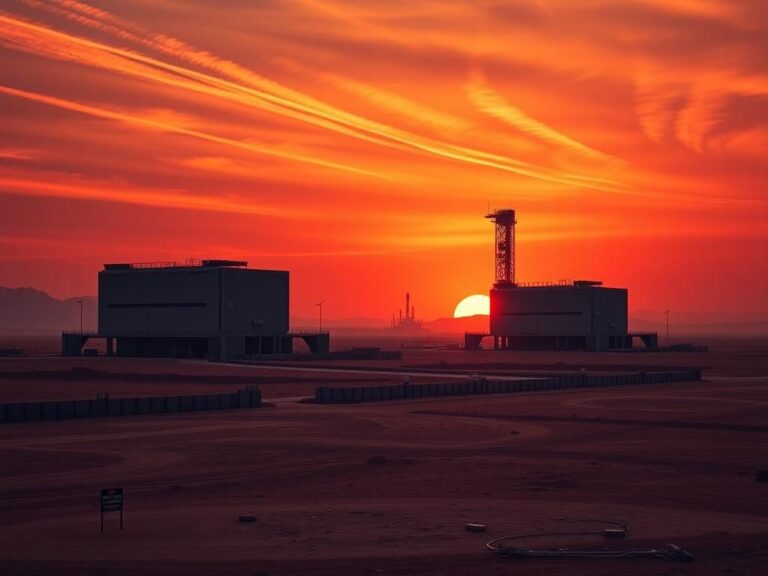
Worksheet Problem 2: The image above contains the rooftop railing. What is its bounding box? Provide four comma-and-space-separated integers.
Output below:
103, 259, 247, 271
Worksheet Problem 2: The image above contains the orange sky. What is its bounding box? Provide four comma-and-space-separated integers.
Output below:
0, 0, 766, 322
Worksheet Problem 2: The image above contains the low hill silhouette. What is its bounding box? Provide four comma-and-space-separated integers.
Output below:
0, 287, 96, 334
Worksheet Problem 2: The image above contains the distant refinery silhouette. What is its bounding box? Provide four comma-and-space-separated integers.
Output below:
391, 292, 423, 331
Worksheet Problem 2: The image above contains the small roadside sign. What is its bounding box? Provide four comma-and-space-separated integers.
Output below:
100, 488, 123, 532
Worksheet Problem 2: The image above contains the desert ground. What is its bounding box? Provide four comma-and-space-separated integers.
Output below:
1, 336, 767, 575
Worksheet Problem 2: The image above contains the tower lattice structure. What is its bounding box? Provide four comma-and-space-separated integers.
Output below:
485, 209, 516, 286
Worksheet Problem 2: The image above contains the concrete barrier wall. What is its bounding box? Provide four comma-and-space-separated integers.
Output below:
107, 400, 123, 417
136, 397, 152, 415
60, 401, 75, 419
122, 398, 137, 415
74, 400, 91, 418
313, 368, 701, 404
0, 387, 262, 424
41, 401, 59, 420
194, 395, 207, 411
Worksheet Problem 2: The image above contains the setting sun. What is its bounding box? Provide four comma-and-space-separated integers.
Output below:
453, 294, 490, 318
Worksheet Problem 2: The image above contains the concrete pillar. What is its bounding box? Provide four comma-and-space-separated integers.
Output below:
61, 333, 85, 356
220, 336, 228, 361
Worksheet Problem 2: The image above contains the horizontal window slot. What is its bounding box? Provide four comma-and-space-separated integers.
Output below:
501, 311, 583, 316
107, 302, 206, 308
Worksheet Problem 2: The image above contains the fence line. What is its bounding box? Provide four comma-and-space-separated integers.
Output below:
0, 387, 262, 424
314, 369, 701, 404
1, 369, 703, 420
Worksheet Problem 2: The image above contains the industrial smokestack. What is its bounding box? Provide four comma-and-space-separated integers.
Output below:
406, 292, 410, 320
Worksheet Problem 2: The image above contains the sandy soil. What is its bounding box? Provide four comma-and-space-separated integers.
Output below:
1, 337, 767, 575
0, 358, 428, 402
3, 334, 762, 402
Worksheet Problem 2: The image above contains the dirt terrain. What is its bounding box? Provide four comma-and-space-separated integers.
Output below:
1, 337, 767, 575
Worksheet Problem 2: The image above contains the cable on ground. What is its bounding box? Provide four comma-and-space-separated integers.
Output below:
486, 518, 694, 562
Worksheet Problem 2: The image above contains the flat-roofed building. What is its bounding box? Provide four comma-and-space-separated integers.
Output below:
490, 280, 631, 351
93, 260, 291, 360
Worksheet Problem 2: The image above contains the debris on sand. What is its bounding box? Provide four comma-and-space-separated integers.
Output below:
238, 514, 257, 523
756, 469, 768, 483
465, 523, 487, 533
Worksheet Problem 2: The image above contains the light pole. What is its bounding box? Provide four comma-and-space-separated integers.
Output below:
317, 301, 325, 332
664, 309, 670, 347
77, 299, 84, 333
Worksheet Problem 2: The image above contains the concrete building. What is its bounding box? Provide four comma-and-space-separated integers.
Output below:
466, 210, 656, 351
490, 281, 632, 351
62, 259, 329, 359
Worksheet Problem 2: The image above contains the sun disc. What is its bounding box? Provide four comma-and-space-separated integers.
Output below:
453, 294, 490, 318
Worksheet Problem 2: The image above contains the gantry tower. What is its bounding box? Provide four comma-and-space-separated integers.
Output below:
485, 209, 517, 287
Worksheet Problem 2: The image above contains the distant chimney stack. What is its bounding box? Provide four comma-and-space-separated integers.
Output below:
406, 293, 410, 319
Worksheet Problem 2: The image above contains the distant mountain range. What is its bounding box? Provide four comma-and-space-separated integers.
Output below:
0, 287, 97, 334
628, 311, 768, 336
424, 315, 490, 334
1, 286, 765, 336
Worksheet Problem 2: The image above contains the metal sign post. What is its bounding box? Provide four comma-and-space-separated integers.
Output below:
100, 488, 123, 532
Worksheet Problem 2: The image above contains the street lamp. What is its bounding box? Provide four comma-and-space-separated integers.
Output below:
316, 301, 325, 332
77, 299, 84, 333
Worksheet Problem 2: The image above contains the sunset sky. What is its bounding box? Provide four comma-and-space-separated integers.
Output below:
0, 0, 766, 322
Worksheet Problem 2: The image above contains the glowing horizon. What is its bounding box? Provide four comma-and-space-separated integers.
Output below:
0, 0, 766, 321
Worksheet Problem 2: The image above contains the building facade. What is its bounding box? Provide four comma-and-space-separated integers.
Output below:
95, 260, 293, 359
490, 281, 630, 351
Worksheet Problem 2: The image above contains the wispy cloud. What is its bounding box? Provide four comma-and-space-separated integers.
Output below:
467, 73, 621, 165
0, 83, 392, 180
0, 148, 37, 160
0, 6, 625, 191
0, 165, 305, 217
